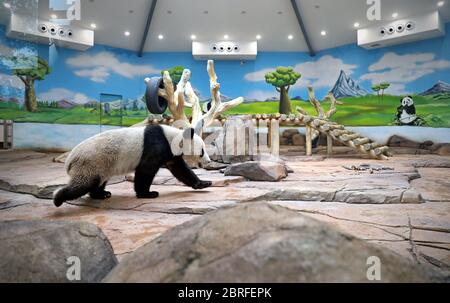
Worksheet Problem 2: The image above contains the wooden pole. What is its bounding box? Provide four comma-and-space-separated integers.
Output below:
306, 125, 312, 156
270, 119, 280, 157
326, 135, 333, 156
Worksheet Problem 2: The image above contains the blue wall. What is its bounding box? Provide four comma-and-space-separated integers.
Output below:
1, 23, 450, 104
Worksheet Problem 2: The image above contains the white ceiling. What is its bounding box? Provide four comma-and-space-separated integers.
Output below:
0, 0, 449, 53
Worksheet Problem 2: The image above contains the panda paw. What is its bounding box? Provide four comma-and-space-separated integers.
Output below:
193, 180, 212, 190
90, 191, 112, 200
136, 191, 159, 199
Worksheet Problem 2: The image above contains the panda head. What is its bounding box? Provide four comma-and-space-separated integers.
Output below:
401, 96, 414, 107
171, 127, 210, 163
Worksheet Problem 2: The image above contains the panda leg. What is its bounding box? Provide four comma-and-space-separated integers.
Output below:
166, 156, 212, 190
53, 177, 99, 207
134, 167, 159, 199
89, 181, 111, 200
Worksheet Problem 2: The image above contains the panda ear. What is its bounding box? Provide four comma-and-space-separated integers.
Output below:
408, 95, 412, 99
183, 128, 195, 140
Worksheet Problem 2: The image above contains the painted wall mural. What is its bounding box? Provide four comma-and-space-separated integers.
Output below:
1, 23, 450, 131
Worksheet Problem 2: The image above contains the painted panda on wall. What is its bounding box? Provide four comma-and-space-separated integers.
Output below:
53, 125, 212, 207
396, 96, 417, 125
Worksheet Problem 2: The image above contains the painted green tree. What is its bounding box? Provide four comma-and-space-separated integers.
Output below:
265, 66, 301, 114
162, 66, 184, 85
13, 57, 51, 112
379, 82, 390, 102
371, 84, 381, 103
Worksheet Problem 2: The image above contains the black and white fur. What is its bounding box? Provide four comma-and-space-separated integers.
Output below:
53, 125, 212, 207
396, 96, 417, 125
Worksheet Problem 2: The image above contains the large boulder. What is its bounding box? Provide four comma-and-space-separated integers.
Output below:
105, 203, 441, 283
224, 161, 288, 181
387, 135, 433, 149
0, 220, 118, 283
430, 143, 450, 156
292, 133, 305, 146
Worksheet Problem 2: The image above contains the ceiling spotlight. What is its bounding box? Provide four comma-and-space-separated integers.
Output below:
437, 1, 445, 6
354, 22, 360, 28
241, 10, 246, 14
3, 2, 11, 9
224, 34, 229, 39
321, 30, 327, 36
51, 14, 57, 19
190, 34, 196, 40
90, 23, 97, 29
124, 31, 130, 36
288, 34, 293, 40
158, 34, 164, 40
392, 12, 398, 18
203, 10, 208, 14
256, 34, 261, 40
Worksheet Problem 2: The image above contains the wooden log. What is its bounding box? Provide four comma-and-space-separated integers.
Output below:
353, 137, 370, 146
313, 119, 322, 127
332, 129, 351, 137
305, 125, 312, 156
374, 146, 390, 156
303, 116, 312, 123
327, 135, 333, 156
270, 119, 280, 157
328, 124, 345, 130
363, 142, 380, 151
340, 133, 360, 141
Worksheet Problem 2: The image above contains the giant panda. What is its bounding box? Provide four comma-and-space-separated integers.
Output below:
53, 125, 212, 207
396, 96, 417, 125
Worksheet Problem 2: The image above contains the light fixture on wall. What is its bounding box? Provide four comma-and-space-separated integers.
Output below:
320, 30, 327, 36
437, 1, 445, 7
158, 34, 164, 40
90, 23, 96, 29
191, 34, 197, 40
354, 22, 360, 28
223, 34, 229, 39
3, 2, 11, 8
256, 34, 261, 40
392, 12, 398, 18
124, 31, 130, 36
50, 14, 57, 19
288, 34, 293, 40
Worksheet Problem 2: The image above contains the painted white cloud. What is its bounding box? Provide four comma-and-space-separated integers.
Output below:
74, 67, 110, 83
244, 68, 274, 82
39, 88, 90, 104
66, 51, 159, 82
245, 89, 277, 101
360, 52, 450, 94
292, 55, 358, 88
244, 55, 357, 89
0, 73, 24, 90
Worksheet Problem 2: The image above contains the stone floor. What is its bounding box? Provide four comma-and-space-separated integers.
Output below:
0, 148, 449, 273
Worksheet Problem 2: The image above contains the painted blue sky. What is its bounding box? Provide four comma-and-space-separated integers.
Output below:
1, 23, 450, 103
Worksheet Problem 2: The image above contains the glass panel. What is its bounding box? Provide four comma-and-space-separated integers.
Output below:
99, 93, 123, 132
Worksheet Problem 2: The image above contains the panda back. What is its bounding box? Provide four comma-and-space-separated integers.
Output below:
65, 127, 145, 177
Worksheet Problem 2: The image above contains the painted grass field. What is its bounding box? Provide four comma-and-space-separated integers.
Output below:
0, 94, 449, 127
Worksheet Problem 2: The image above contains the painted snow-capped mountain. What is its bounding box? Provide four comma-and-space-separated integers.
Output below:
330, 70, 368, 99
419, 81, 450, 96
